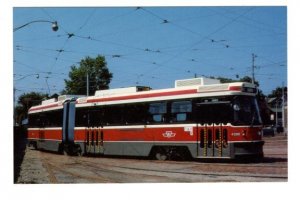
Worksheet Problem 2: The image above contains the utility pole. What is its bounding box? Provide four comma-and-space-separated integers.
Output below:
252, 53, 257, 84
282, 82, 285, 135
275, 99, 278, 128
14, 87, 16, 126
45, 76, 50, 95
86, 72, 89, 96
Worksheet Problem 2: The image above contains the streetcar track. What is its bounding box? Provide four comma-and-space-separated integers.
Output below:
192, 161, 287, 168
40, 152, 58, 183
42, 155, 175, 183
113, 165, 287, 180
70, 159, 178, 182
32, 135, 287, 183
40, 153, 113, 183
74, 155, 287, 170
33, 155, 288, 182
66, 156, 287, 181
78, 158, 287, 180
43, 161, 112, 183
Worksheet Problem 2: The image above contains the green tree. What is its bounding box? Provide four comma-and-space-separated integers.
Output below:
213, 75, 259, 86
15, 92, 48, 125
63, 55, 113, 95
268, 86, 288, 99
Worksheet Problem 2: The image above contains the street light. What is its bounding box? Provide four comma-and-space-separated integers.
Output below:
14, 20, 58, 126
14, 20, 59, 32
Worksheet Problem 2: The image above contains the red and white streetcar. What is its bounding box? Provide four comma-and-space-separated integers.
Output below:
27, 77, 264, 160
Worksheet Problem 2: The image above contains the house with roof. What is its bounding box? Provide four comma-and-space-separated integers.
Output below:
266, 96, 287, 133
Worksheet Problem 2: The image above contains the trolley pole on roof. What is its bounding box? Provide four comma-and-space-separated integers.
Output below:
86, 72, 89, 96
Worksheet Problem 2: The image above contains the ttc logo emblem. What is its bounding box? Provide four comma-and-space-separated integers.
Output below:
162, 131, 176, 138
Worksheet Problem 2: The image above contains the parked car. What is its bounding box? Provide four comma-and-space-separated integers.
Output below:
262, 126, 275, 137
275, 125, 284, 133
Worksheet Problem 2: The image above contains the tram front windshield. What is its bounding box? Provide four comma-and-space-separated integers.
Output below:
232, 96, 262, 126
196, 95, 262, 126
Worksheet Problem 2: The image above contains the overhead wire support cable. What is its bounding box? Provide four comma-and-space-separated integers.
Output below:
75, 8, 97, 33
74, 34, 147, 52
139, 7, 230, 49
139, 7, 255, 78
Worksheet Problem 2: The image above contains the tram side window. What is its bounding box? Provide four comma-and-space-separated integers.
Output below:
75, 108, 89, 127
44, 110, 63, 127
171, 101, 192, 122
148, 102, 167, 123
28, 113, 41, 128
123, 104, 149, 124
28, 110, 63, 127
88, 108, 104, 127
103, 105, 123, 125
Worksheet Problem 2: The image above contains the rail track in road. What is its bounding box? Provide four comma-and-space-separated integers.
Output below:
42, 157, 287, 183
39, 149, 287, 183
17, 134, 287, 183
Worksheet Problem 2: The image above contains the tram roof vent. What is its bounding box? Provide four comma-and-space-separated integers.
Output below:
175, 77, 220, 88
41, 98, 57, 105
58, 95, 85, 102
95, 86, 151, 97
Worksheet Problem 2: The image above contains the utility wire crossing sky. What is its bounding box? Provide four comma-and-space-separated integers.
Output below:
13, 7, 287, 100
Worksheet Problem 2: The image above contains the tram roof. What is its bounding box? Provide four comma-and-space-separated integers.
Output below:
28, 78, 257, 113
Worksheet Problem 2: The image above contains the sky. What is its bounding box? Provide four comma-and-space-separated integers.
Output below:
13, 6, 287, 101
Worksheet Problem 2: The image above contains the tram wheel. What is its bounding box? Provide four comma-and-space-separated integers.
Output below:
154, 146, 172, 161
155, 152, 168, 161
75, 145, 83, 156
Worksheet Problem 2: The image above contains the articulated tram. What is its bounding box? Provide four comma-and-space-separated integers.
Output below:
27, 77, 264, 160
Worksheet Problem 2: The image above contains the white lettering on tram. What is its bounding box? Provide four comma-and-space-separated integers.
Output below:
184, 126, 193, 136
162, 131, 176, 138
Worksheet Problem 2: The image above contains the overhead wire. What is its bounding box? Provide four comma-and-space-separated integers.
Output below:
211, 7, 286, 34
135, 7, 255, 81
135, 7, 286, 83
15, 7, 286, 95
75, 8, 97, 33
138, 7, 230, 48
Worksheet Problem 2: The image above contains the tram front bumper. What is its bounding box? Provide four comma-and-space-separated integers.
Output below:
231, 141, 265, 158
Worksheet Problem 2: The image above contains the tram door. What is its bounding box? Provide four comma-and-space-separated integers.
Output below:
85, 108, 104, 155
198, 124, 228, 158
196, 101, 230, 158
85, 127, 104, 154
